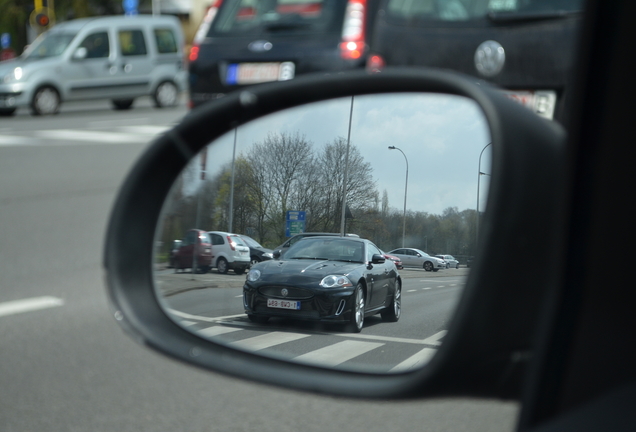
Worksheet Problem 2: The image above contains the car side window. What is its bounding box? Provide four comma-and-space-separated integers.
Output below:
153, 28, 178, 53
367, 243, 382, 262
79, 32, 110, 58
183, 231, 196, 246
211, 234, 224, 245
119, 29, 147, 56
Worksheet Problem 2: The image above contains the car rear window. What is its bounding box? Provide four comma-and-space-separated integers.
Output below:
209, 0, 348, 36
385, 0, 584, 22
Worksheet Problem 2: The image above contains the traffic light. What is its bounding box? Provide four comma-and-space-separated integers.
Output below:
30, 7, 54, 32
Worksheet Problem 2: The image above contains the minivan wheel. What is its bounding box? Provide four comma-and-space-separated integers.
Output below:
112, 99, 134, 110
31, 86, 60, 116
216, 257, 228, 274
153, 81, 178, 108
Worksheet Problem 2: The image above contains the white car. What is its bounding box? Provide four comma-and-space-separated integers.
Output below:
436, 254, 460, 269
386, 248, 446, 272
207, 231, 251, 274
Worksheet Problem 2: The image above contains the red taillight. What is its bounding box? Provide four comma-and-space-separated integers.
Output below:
227, 236, 236, 251
189, 45, 200, 62
340, 0, 366, 60
366, 54, 385, 73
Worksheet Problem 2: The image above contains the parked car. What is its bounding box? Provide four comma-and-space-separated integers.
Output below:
207, 231, 251, 274
272, 232, 359, 258
381, 250, 403, 270
187, 0, 381, 108
435, 254, 459, 269
167, 239, 182, 268
0, 15, 187, 116
173, 229, 213, 273
386, 247, 445, 271
367, 0, 584, 123
244, 236, 401, 332
238, 234, 274, 266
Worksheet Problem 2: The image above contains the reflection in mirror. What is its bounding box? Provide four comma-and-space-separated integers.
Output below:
154, 93, 491, 373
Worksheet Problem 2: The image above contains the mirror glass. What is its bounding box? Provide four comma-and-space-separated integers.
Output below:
153, 93, 491, 374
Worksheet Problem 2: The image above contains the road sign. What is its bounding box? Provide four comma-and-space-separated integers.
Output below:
285, 211, 306, 237
123, 0, 139, 15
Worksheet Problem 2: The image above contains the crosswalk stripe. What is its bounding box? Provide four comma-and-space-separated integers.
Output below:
34, 129, 150, 143
421, 330, 447, 346
0, 135, 36, 146
197, 326, 243, 338
293, 340, 384, 367
0, 296, 64, 317
390, 347, 437, 372
229, 331, 310, 352
119, 125, 170, 135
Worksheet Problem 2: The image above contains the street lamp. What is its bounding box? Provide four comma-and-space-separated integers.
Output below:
476, 142, 492, 247
388, 146, 408, 248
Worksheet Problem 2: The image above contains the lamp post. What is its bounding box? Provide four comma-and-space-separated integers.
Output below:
476, 142, 492, 247
388, 146, 408, 248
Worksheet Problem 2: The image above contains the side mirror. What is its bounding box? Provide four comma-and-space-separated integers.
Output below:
272, 250, 281, 259
73, 47, 87, 60
371, 254, 385, 264
104, 69, 565, 400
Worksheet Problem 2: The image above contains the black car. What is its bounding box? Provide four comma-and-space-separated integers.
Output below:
188, 0, 381, 108
368, 0, 584, 123
243, 236, 401, 332
238, 234, 274, 266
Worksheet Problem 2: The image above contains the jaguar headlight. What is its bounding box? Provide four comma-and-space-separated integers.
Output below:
320, 275, 353, 288
246, 269, 261, 282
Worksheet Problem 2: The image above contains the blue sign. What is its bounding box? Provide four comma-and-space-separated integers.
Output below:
285, 211, 306, 237
1, 33, 10, 50
123, 0, 139, 15
286, 211, 306, 221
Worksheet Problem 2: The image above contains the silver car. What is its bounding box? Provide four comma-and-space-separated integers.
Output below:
386, 248, 446, 272
436, 254, 460, 269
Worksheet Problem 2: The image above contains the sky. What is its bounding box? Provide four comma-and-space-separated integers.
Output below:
184, 92, 492, 216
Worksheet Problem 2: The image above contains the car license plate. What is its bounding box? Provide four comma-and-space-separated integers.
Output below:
267, 299, 300, 310
226, 62, 295, 85
501, 90, 557, 120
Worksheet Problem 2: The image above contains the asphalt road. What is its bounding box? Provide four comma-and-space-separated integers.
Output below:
0, 101, 518, 432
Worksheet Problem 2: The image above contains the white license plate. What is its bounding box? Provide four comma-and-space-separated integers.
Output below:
226, 62, 295, 85
267, 299, 300, 310
501, 90, 557, 120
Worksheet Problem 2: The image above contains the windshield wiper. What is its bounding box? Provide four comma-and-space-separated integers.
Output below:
486, 9, 582, 23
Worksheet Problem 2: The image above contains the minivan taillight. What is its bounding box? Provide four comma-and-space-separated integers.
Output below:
189, 44, 200, 62
366, 54, 385, 73
340, 0, 366, 60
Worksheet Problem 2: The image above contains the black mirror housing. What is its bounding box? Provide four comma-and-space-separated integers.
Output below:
104, 68, 566, 401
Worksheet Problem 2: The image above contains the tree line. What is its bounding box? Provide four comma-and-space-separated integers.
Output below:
158, 132, 478, 260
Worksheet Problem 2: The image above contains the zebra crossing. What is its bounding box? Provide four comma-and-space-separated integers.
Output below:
0, 124, 171, 147
176, 314, 447, 373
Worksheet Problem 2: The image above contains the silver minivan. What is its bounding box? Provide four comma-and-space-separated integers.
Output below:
0, 15, 187, 116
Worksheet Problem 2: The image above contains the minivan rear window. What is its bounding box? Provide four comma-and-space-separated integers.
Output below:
154, 28, 178, 53
209, 0, 347, 36
386, 0, 584, 22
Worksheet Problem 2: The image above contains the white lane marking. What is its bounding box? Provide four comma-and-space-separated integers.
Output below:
423, 288, 431, 290
334, 332, 441, 346
119, 125, 170, 135
235, 295, 243, 298
0, 135, 36, 146
294, 340, 384, 367
437, 285, 445, 288
0, 296, 64, 317
422, 330, 447, 346
407, 289, 417, 292
197, 326, 243, 338
390, 347, 437, 372
166, 308, 246, 323
180, 320, 198, 327
229, 331, 309, 352
89, 118, 150, 127
34, 129, 149, 143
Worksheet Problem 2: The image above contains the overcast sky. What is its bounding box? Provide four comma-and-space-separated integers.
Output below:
189, 92, 492, 215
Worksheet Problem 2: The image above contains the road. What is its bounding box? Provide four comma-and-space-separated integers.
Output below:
0, 99, 518, 432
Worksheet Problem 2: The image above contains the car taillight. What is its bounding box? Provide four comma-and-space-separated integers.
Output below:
227, 236, 236, 251
366, 54, 385, 73
189, 45, 200, 62
340, 0, 366, 60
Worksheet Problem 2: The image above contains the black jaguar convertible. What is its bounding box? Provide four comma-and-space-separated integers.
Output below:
243, 236, 402, 332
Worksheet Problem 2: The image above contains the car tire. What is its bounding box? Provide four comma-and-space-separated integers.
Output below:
0, 108, 16, 116
381, 280, 401, 322
347, 283, 365, 333
197, 265, 210, 274
247, 314, 269, 324
446, 263, 450, 269
234, 267, 246, 275
250, 256, 261, 266
112, 99, 134, 110
31, 86, 60, 116
216, 257, 228, 274
423, 261, 433, 271
456, 263, 460, 269
153, 81, 178, 108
